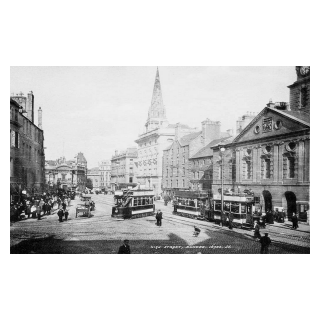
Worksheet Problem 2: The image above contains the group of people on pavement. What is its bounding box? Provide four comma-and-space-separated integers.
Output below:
10, 191, 73, 223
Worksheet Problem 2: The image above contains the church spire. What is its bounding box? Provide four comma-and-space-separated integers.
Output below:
147, 67, 166, 121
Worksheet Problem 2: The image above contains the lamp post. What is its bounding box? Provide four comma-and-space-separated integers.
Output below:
218, 143, 226, 226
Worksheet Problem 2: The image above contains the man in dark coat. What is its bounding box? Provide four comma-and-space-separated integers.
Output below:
228, 212, 234, 230
118, 240, 131, 254
58, 208, 64, 222
260, 233, 271, 254
292, 213, 299, 229
156, 210, 163, 226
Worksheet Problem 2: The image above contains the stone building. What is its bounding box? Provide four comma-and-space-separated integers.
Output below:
162, 119, 232, 196
189, 136, 234, 194
87, 167, 100, 189
45, 153, 87, 192
110, 148, 138, 191
135, 68, 176, 194
99, 160, 111, 190
10, 93, 45, 200
211, 66, 310, 221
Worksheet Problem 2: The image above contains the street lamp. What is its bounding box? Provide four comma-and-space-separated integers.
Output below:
218, 143, 226, 226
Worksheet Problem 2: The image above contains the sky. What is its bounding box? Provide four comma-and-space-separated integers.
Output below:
10, 66, 296, 168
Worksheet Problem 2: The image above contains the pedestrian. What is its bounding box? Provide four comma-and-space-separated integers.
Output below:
156, 209, 163, 226
58, 208, 64, 222
259, 232, 271, 254
36, 204, 41, 220
118, 239, 131, 254
64, 209, 69, 221
193, 226, 201, 237
281, 209, 285, 223
26, 203, 31, 219
228, 212, 234, 230
253, 220, 261, 239
292, 213, 299, 229
62, 201, 67, 211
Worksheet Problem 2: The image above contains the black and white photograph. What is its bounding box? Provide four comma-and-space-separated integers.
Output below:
9, 66, 310, 254
3, 1, 318, 320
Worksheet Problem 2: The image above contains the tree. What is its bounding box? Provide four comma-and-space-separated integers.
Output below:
86, 178, 93, 190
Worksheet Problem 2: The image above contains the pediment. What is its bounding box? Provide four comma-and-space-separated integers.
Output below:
233, 107, 309, 144
56, 164, 72, 171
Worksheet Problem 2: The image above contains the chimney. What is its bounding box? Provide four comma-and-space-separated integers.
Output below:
266, 99, 275, 109
38, 107, 42, 129
227, 129, 233, 136
201, 119, 221, 145
27, 91, 34, 123
175, 123, 182, 140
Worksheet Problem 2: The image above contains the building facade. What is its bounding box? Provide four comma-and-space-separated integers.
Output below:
10, 93, 45, 200
162, 119, 232, 196
99, 160, 111, 190
135, 68, 176, 194
211, 66, 310, 221
45, 153, 87, 192
87, 167, 100, 188
110, 148, 138, 191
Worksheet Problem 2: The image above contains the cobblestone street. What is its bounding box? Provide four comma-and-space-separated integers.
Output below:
10, 195, 310, 254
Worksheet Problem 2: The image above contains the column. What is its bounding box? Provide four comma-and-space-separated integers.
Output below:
278, 143, 284, 181
236, 149, 240, 183
256, 147, 261, 182
239, 149, 243, 183
273, 144, 279, 182
252, 147, 257, 183
304, 138, 310, 182
298, 140, 305, 183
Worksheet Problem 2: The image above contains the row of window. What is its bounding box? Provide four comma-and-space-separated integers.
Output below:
242, 157, 295, 180
164, 179, 186, 188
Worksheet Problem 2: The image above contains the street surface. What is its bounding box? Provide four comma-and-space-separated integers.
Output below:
10, 194, 310, 254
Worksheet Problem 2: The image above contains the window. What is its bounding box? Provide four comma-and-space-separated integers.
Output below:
176, 180, 179, 188
182, 179, 185, 187
10, 158, 14, 177
288, 157, 295, 178
265, 159, 271, 178
246, 161, 252, 179
300, 85, 308, 108
11, 130, 15, 147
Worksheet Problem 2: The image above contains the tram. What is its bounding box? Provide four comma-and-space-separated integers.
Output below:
173, 191, 210, 220
111, 189, 155, 219
209, 194, 258, 227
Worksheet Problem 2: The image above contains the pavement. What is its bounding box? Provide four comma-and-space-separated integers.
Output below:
10, 195, 310, 254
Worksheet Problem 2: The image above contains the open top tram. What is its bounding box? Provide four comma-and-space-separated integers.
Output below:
111, 189, 155, 219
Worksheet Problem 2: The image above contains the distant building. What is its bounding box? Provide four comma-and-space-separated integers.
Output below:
162, 119, 232, 196
10, 92, 45, 200
110, 148, 138, 191
99, 160, 111, 190
135, 68, 176, 194
45, 152, 87, 192
87, 167, 100, 188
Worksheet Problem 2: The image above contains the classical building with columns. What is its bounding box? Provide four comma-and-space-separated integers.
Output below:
135, 68, 176, 195
211, 66, 310, 221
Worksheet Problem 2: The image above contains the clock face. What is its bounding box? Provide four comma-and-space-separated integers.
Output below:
300, 66, 310, 76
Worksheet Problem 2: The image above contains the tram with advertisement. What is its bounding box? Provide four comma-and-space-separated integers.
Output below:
173, 191, 211, 220
208, 193, 260, 227
111, 189, 155, 219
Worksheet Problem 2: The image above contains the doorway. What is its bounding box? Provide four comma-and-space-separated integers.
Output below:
262, 190, 272, 212
285, 191, 297, 221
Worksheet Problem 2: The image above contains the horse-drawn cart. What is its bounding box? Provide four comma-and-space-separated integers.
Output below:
75, 204, 91, 218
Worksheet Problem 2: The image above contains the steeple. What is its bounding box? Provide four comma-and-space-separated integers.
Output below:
145, 67, 167, 132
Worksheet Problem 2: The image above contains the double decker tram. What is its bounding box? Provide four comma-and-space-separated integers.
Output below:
209, 194, 258, 227
111, 189, 155, 219
173, 191, 210, 220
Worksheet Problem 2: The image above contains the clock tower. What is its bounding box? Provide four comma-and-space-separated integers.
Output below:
287, 66, 310, 114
